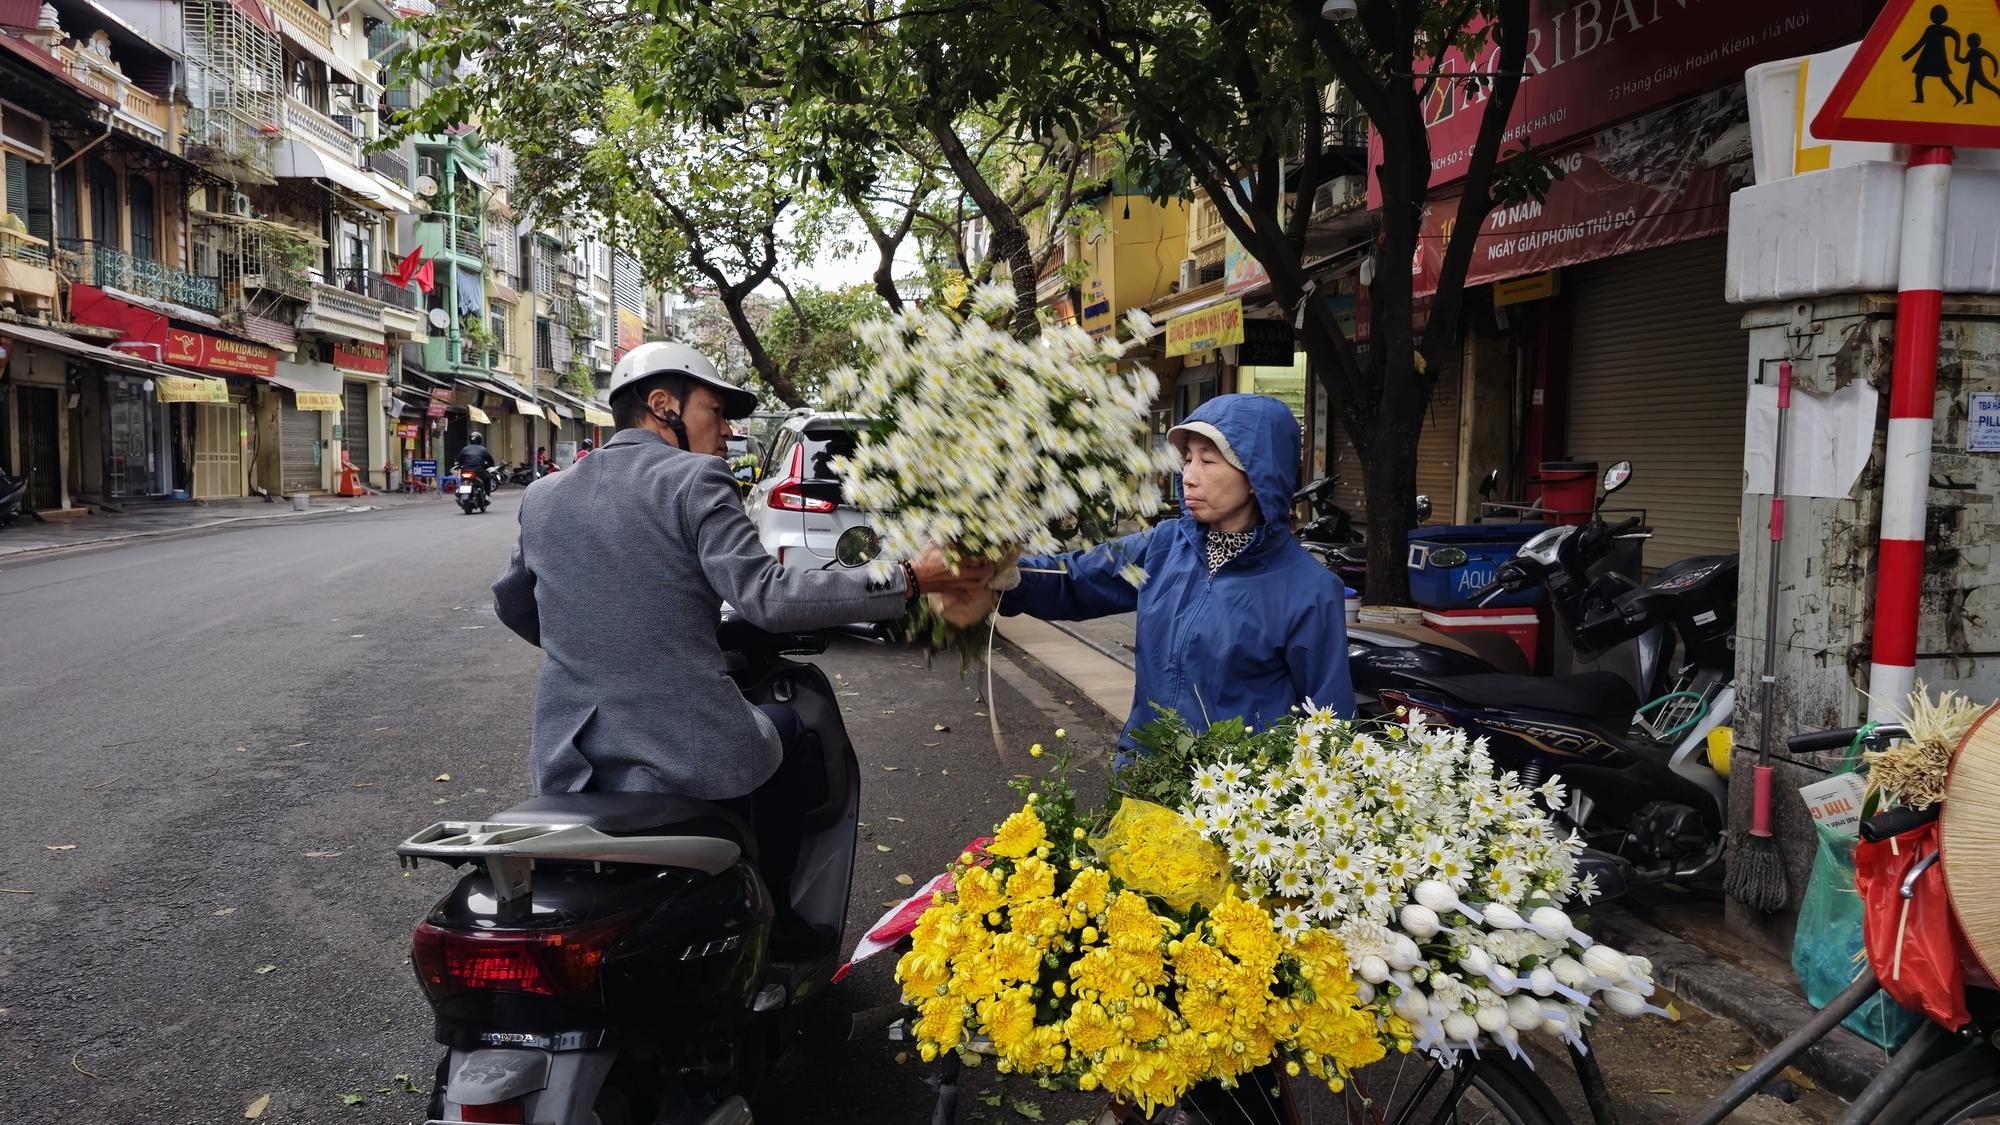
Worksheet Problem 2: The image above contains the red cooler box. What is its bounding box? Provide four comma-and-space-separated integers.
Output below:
1422, 607, 1541, 671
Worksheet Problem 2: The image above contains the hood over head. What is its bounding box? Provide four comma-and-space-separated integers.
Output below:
1168, 393, 1300, 530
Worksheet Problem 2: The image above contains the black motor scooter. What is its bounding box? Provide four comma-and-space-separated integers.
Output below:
0, 465, 29, 528
399, 528, 880, 1125
454, 468, 492, 515
1379, 462, 1740, 885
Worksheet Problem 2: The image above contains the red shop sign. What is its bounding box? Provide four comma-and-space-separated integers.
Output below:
1412, 85, 1741, 297
428, 389, 451, 418
334, 339, 389, 376
164, 327, 279, 378
1370, 0, 1868, 202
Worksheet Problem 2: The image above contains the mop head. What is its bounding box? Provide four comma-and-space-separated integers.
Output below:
1724, 830, 1788, 912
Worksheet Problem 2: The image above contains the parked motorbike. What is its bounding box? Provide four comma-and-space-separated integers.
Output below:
506, 463, 542, 487
398, 526, 882, 1124
1378, 462, 1739, 886
0, 465, 27, 528
1292, 475, 1431, 596
454, 468, 491, 515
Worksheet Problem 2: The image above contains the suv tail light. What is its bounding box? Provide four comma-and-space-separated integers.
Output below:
411, 915, 635, 1001
458, 1102, 527, 1123
770, 444, 835, 513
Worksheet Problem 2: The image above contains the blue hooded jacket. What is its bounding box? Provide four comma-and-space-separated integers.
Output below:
1002, 394, 1354, 747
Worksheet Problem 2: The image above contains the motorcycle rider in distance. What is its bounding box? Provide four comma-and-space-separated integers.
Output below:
492, 341, 992, 945
535, 445, 559, 476
453, 431, 496, 502
574, 438, 594, 463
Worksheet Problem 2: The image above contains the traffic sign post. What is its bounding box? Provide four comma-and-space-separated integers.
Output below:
1812, 1, 1999, 717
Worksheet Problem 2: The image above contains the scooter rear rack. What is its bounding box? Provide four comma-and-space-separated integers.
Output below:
397, 820, 742, 904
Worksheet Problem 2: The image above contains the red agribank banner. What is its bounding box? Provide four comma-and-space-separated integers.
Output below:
1412, 85, 1743, 295
165, 327, 278, 378
1372, 0, 1868, 201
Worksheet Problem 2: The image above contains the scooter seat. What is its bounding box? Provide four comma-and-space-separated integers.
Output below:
1410, 671, 1640, 727
494, 793, 752, 848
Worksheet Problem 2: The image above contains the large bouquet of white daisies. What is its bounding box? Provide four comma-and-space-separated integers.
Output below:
824, 285, 1177, 642
1123, 707, 1673, 1064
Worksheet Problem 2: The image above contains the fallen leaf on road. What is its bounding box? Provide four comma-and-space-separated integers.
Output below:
1063, 699, 1075, 706
339, 1093, 365, 1107
83, 775, 123, 791
348, 634, 366, 639
894, 874, 914, 886
977, 1092, 1003, 1107
882, 899, 903, 907
214, 907, 237, 916
933, 723, 951, 732
894, 1051, 909, 1064
435, 773, 452, 782
254, 964, 277, 975
392, 1074, 420, 1094
940, 769, 949, 776
880, 709, 896, 715
887, 816, 907, 823
432, 798, 447, 805
461, 625, 485, 630
70, 1052, 99, 1079
1, 888, 31, 894
303, 851, 341, 858
1780, 1067, 1816, 1091
922, 741, 942, 748
1011, 1098, 1044, 1121
876, 845, 892, 853
372, 726, 391, 732
243, 1093, 271, 1118
1648, 1088, 1675, 1095
882, 766, 900, 772
44, 844, 76, 851
285, 741, 310, 749
351, 783, 374, 789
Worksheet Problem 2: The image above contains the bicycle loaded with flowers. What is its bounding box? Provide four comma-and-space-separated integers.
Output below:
873, 709, 1674, 1116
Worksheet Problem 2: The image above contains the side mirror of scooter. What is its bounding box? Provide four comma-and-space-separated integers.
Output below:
835, 525, 882, 568
1479, 469, 1499, 499
1413, 494, 1432, 523
1426, 546, 1469, 569
1600, 460, 1633, 497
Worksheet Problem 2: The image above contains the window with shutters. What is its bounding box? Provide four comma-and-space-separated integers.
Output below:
4, 153, 49, 246
129, 176, 156, 261
87, 158, 119, 248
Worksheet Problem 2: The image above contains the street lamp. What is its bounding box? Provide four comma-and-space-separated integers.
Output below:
1321, 0, 1357, 18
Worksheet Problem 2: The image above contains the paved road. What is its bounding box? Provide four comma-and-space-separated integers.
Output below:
0, 495, 1840, 1125
0, 492, 1123, 1124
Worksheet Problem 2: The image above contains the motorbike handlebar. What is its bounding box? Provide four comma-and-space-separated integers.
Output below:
1859, 803, 1941, 843
1785, 723, 1910, 755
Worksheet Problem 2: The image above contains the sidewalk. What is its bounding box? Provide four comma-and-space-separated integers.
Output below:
0, 490, 432, 561
992, 614, 1886, 1110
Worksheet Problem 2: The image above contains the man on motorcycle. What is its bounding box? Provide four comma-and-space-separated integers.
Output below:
573, 438, 594, 463
453, 432, 496, 501
492, 341, 990, 937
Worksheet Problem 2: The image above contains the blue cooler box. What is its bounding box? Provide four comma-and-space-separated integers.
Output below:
1407, 523, 1548, 609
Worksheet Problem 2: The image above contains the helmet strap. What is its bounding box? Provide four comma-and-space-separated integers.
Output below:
649, 402, 689, 450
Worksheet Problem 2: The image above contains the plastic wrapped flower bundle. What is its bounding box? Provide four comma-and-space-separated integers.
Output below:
1121, 707, 1674, 1063
824, 284, 1179, 647
894, 766, 1397, 1112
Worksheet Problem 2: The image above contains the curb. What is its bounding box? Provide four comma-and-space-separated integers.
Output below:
0, 503, 385, 562
1044, 619, 1137, 670
1594, 908, 1886, 1102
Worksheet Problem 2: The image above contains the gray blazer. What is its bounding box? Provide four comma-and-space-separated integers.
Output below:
492, 428, 907, 798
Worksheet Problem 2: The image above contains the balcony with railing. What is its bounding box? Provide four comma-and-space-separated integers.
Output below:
0, 228, 56, 306
366, 147, 410, 185
335, 266, 425, 336
298, 280, 391, 342
284, 95, 361, 165
57, 239, 220, 314
53, 45, 174, 150
452, 219, 483, 259
268, 0, 332, 47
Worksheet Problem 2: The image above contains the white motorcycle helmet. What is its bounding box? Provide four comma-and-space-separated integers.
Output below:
608, 341, 758, 420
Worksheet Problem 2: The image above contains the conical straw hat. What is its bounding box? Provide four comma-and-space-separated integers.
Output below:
1941, 703, 2000, 981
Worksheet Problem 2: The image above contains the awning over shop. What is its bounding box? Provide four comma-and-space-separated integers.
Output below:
69, 285, 279, 378
583, 406, 614, 427
467, 405, 491, 424
275, 141, 385, 208
459, 377, 542, 418
0, 320, 181, 378
537, 389, 577, 420
273, 360, 344, 409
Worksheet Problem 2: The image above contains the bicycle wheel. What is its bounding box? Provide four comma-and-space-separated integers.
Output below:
1137, 1051, 1564, 1125
1870, 1042, 2000, 1124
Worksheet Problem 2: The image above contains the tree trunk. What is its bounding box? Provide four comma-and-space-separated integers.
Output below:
1356, 377, 1423, 607
925, 117, 1041, 339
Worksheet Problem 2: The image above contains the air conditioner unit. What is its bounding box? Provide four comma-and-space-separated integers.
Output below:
1312, 175, 1361, 216
227, 190, 253, 217
1178, 256, 1200, 291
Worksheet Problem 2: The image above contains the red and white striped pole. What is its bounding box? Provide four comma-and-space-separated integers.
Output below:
1867, 144, 1953, 720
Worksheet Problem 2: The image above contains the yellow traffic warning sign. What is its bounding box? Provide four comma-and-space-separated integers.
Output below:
1816, 0, 2000, 146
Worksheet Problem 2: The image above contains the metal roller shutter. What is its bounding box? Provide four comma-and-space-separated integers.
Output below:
281, 395, 320, 493
1565, 237, 1745, 569
193, 401, 242, 498
1328, 363, 1459, 527
343, 383, 371, 476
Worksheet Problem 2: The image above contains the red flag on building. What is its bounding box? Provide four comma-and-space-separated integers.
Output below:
409, 256, 435, 294
387, 246, 436, 294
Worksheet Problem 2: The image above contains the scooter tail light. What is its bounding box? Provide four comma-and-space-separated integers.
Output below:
411, 914, 635, 1001
458, 1102, 527, 1124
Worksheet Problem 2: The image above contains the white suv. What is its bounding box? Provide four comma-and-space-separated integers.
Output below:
747, 411, 872, 568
